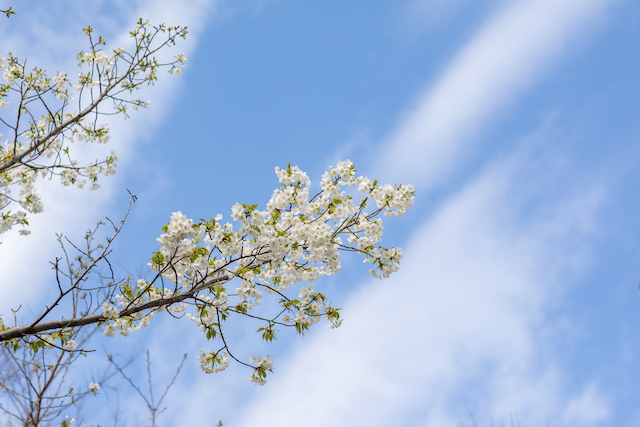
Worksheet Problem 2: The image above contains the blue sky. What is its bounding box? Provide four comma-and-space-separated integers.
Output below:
1, 0, 640, 425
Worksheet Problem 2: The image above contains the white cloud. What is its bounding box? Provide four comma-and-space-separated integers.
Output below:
376, 0, 614, 189
231, 0, 617, 425
234, 135, 608, 426
562, 384, 610, 424
396, 0, 500, 33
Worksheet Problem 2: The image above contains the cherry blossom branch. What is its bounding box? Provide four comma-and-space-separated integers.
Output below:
0, 274, 229, 342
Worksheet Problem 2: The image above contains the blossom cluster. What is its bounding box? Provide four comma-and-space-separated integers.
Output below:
0, 55, 116, 232
100, 280, 159, 337
0, 21, 187, 236
198, 350, 230, 374
100, 160, 414, 384
248, 354, 274, 386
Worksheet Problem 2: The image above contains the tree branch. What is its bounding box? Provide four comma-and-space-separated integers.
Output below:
0, 274, 230, 342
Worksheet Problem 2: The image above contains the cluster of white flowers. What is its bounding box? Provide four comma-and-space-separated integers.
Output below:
42, 335, 56, 349
198, 350, 230, 374
88, 382, 100, 392
186, 291, 229, 331
148, 160, 413, 290
51, 71, 69, 99
103, 316, 152, 337
101, 302, 121, 318
75, 50, 115, 91
38, 332, 78, 351
101, 294, 156, 337
248, 354, 274, 385
0, 134, 45, 235
0, 21, 187, 236
2, 58, 22, 84
81, 50, 109, 66
63, 340, 78, 350
168, 53, 187, 75
0, 209, 28, 235
73, 124, 111, 144
0, 51, 118, 235
98, 161, 413, 383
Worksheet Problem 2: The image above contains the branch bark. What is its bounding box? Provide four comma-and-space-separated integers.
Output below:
0, 274, 230, 342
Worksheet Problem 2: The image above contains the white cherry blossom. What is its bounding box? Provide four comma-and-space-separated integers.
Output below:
96, 161, 414, 383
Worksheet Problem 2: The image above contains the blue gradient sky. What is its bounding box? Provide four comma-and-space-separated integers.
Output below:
2, 0, 640, 426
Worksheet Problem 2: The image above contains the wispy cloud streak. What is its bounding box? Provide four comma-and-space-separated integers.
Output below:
236, 136, 608, 426
377, 0, 613, 188
234, 0, 616, 425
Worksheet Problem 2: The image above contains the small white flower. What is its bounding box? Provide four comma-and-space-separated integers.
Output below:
3, 69, 14, 83
330, 318, 343, 329
94, 51, 108, 65
63, 340, 78, 350
231, 202, 244, 221
103, 324, 116, 337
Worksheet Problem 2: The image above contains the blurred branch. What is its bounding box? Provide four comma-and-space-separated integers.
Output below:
107, 351, 188, 427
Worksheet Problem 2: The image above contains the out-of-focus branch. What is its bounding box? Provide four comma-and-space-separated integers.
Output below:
107, 351, 189, 427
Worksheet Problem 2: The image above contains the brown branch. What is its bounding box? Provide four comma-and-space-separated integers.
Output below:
0, 77, 122, 174
0, 26, 184, 174
0, 274, 230, 342
26, 195, 135, 331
